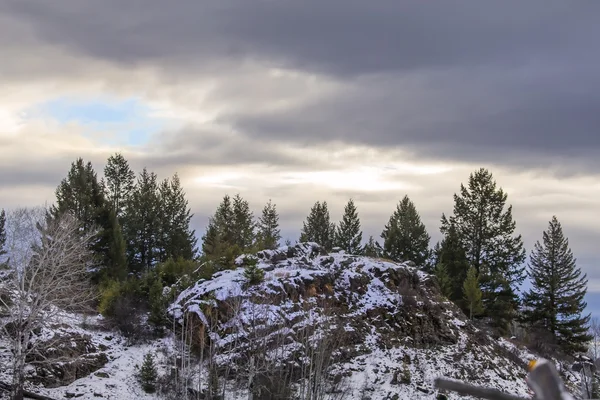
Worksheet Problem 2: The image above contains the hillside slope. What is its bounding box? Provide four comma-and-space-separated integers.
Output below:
169, 242, 536, 399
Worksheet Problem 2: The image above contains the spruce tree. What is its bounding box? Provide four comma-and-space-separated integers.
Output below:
50, 158, 102, 232
363, 235, 381, 258
0, 209, 6, 259
463, 266, 484, 320
522, 216, 591, 354
380, 195, 431, 268
299, 201, 335, 251
232, 194, 255, 251
435, 223, 470, 303
256, 200, 281, 250
103, 153, 135, 219
441, 168, 526, 332
157, 174, 197, 262
138, 352, 158, 393
334, 199, 363, 255
201, 194, 254, 269
125, 168, 160, 273
50, 158, 127, 280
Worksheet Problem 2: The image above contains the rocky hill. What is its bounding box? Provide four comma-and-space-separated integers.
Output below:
0, 242, 587, 399
168, 242, 538, 399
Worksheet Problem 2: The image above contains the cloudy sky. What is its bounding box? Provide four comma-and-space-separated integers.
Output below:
1, 1, 599, 313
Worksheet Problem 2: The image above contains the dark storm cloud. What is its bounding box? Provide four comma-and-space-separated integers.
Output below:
2, 0, 599, 167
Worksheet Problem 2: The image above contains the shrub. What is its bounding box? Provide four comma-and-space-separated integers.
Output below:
98, 280, 122, 317
244, 264, 265, 285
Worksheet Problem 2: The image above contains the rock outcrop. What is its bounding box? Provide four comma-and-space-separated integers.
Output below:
169, 242, 533, 398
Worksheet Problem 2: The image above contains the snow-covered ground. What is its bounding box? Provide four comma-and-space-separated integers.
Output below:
0, 243, 588, 399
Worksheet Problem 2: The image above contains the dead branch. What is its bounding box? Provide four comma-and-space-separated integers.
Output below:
434, 378, 529, 400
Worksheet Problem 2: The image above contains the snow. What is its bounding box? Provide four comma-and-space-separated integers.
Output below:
0, 243, 587, 399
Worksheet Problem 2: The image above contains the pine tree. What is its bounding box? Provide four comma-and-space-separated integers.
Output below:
334, 199, 363, 255
95, 208, 128, 281
434, 223, 470, 303
50, 158, 103, 232
125, 168, 160, 273
441, 168, 526, 332
103, 153, 135, 219
434, 263, 453, 299
463, 266, 483, 320
138, 352, 158, 393
380, 195, 431, 267
256, 200, 281, 250
0, 209, 6, 259
299, 201, 335, 251
232, 194, 255, 251
363, 235, 381, 258
201, 194, 254, 269
522, 216, 591, 354
50, 158, 126, 279
157, 173, 197, 262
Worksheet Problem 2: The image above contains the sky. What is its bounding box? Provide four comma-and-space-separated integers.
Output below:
0, 1, 599, 314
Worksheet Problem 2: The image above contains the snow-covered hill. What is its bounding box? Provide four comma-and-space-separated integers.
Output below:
168, 242, 537, 399
0, 243, 587, 399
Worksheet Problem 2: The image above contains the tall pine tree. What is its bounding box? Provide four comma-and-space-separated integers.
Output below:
440, 168, 526, 333
299, 201, 335, 251
256, 200, 281, 250
201, 194, 255, 269
104, 153, 135, 219
522, 216, 591, 354
50, 158, 127, 280
0, 209, 6, 259
157, 173, 197, 262
125, 168, 160, 273
334, 199, 363, 255
232, 194, 255, 251
380, 195, 431, 268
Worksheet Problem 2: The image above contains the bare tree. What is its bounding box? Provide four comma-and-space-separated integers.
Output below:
588, 316, 600, 360
0, 207, 96, 400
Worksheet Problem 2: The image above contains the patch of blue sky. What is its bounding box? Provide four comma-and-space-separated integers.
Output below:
27, 96, 172, 146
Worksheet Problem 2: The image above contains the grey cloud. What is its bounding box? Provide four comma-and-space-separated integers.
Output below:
2, 1, 597, 77
2, 1, 600, 169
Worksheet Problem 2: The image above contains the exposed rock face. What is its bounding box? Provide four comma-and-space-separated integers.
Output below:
27, 331, 109, 388
169, 242, 532, 398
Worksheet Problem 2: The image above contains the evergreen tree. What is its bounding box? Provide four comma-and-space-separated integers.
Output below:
50, 158, 126, 280
380, 195, 431, 267
256, 200, 281, 250
157, 173, 197, 262
232, 194, 255, 251
50, 158, 103, 232
463, 266, 484, 320
522, 216, 591, 354
433, 263, 453, 299
202, 195, 234, 261
434, 223, 470, 303
95, 208, 128, 281
334, 198, 363, 255
125, 168, 160, 273
0, 209, 6, 259
201, 194, 254, 269
363, 235, 381, 258
441, 168, 526, 332
138, 352, 158, 393
299, 201, 335, 251
103, 153, 135, 219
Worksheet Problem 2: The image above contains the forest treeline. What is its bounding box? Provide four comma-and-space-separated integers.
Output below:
0, 153, 591, 357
